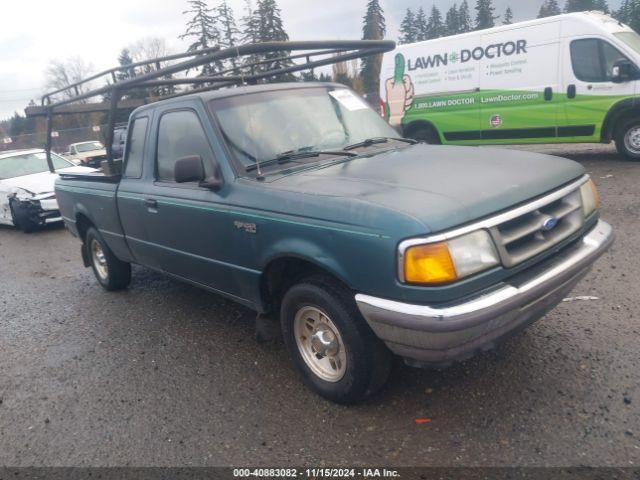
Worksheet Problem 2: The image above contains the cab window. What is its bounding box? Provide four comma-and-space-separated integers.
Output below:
123, 117, 148, 178
571, 38, 631, 82
155, 110, 215, 182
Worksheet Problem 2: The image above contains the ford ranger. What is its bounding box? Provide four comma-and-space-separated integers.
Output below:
55, 82, 614, 404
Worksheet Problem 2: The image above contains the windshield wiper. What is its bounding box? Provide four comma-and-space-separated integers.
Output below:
343, 137, 417, 151
245, 149, 357, 173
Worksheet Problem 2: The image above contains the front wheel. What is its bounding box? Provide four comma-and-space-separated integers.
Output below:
615, 119, 640, 161
85, 227, 131, 291
280, 276, 392, 404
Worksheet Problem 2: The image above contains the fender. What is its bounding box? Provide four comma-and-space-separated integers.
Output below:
601, 97, 640, 142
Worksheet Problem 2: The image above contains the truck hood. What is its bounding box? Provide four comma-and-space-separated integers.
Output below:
0, 166, 95, 196
272, 145, 585, 234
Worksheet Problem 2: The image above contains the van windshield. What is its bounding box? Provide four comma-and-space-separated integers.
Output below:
614, 31, 640, 55
208, 87, 399, 172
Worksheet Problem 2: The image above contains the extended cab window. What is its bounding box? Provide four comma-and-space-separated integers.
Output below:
124, 117, 148, 178
571, 38, 631, 82
156, 110, 215, 182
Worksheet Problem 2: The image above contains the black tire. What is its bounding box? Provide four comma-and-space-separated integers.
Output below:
404, 125, 441, 144
280, 275, 392, 404
85, 227, 131, 291
615, 119, 640, 161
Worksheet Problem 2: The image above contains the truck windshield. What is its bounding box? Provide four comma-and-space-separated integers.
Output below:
614, 31, 640, 55
0, 152, 73, 179
75, 142, 104, 152
208, 87, 400, 172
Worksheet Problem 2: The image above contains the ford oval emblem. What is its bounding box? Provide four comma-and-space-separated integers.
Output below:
542, 217, 559, 231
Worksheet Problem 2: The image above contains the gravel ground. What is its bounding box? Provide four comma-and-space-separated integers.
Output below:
0, 143, 638, 467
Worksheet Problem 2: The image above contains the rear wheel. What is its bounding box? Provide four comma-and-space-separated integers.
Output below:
280, 276, 392, 404
404, 124, 441, 144
615, 119, 640, 161
85, 227, 131, 291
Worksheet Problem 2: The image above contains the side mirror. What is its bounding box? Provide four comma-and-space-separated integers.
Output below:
174, 155, 205, 183
612, 59, 635, 83
199, 164, 224, 191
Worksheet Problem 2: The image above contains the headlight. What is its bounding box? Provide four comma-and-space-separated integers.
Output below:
402, 230, 500, 285
580, 178, 600, 218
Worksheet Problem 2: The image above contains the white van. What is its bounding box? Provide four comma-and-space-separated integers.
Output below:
380, 11, 640, 159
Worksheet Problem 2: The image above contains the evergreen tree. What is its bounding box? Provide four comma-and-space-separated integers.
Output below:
241, 0, 261, 75
415, 7, 429, 40
427, 5, 446, 39
564, 0, 608, 12
217, 0, 241, 72
503, 6, 514, 24
254, 0, 293, 81
475, 0, 498, 30
399, 8, 417, 44
615, 0, 640, 31
593, 0, 610, 13
458, 0, 474, 32
538, 0, 562, 18
360, 0, 386, 96
116, 49, 135, 82
445, 4, 460, 35
180, 0, 221, 76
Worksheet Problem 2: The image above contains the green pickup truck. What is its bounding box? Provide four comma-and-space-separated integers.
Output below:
55, 82, 614, 404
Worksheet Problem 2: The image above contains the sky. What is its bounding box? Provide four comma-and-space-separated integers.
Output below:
0, 0, 624, 119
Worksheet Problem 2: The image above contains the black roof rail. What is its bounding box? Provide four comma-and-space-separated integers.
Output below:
37, 40, 396, 174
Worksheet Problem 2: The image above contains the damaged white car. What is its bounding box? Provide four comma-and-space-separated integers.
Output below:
0, 149, 94, 233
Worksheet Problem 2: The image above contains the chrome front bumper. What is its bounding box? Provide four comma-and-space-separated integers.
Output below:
356, 220, 614, 367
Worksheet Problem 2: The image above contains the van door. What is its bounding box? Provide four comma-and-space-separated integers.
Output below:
561, 37, 636, 141
479, 21, 562, 143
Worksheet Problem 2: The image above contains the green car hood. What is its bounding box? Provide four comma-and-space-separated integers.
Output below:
271, 145, 585, 234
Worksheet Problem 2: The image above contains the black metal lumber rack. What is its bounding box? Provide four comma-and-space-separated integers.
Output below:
29, 40, 396, 175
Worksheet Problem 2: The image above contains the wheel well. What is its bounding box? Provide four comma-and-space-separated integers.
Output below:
259, 257, 348, 314
602, 103, 640, 142
76, 213, 94, 243
403, 120, 442, 143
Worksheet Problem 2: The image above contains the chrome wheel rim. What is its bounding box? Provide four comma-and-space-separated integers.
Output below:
91, 239, 108, 281
624, 126, 640, 155
293, 306, 347, 383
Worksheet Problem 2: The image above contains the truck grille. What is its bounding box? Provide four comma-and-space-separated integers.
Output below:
489, 188, 584, 268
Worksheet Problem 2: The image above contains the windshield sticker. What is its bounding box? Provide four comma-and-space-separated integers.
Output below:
329, 89, 369, 111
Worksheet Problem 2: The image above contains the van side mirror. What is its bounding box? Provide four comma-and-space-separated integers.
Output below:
612, 59, 635, 83
174, 155, 205, 183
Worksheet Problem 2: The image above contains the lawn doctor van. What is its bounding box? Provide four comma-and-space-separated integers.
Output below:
380, 11, 640, 159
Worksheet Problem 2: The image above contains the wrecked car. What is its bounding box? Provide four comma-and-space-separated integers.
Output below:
0, 149, 94, 233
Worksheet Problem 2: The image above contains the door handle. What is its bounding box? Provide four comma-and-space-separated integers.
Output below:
567, 84, 576, 99
143, 198, 158, 211
544, 87, 553, 101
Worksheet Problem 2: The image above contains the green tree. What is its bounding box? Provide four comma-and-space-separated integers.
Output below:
503, 6, 514, 24
427, 5, 446, 39
179, 0, 220, 76
415, 7, 429, 41
475, 0, 498, 30
564, 0, 609, 12
538, 0, 562, 17
458, 0, 474, 32
615, 0, 640, 31
255, 0, 293, 81
217, 0, 241, 72
116, 49, 135, 82
445, 4, 460, 35
399, 8, 417, 44
360, 0, 386, 96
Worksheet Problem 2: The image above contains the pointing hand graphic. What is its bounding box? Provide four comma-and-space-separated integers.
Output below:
385, 53, 414, 127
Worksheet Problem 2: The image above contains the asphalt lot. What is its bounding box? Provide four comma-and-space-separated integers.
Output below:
0, 143, 638, 467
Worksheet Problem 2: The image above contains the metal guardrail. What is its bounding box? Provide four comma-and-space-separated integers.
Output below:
37, 40, 396, 175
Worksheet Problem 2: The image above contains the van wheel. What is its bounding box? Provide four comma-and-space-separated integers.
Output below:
280, 276, 392, 404
85, 227, 131, 291
615, 119, 640, 161
404, 125, 441, 144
